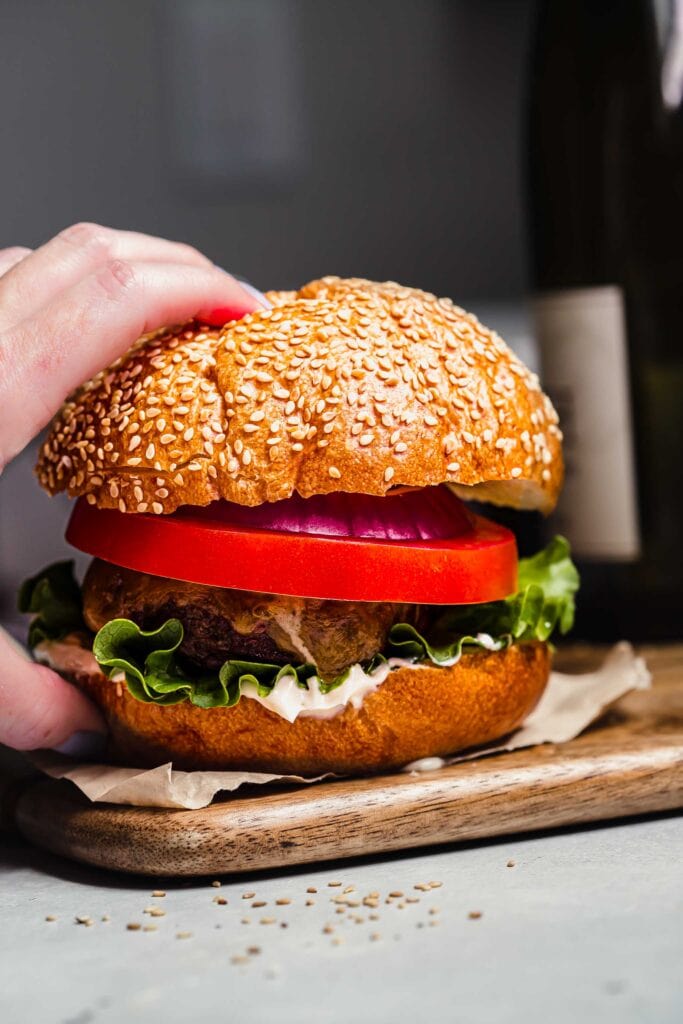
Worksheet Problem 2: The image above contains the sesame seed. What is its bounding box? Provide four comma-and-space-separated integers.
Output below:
152, 502, 163, 514
384, 467, 395, 482
511, 467, 522, 478
328, 466, 341, 479
145, 443, 155, 459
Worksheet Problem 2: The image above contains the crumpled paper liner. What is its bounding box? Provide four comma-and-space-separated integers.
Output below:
32, 642, 650, 810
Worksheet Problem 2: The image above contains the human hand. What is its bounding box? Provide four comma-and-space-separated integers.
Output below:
0, 222, 264, 755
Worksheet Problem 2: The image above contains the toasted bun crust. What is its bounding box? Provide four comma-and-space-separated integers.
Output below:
57, 641, 549, 774
36, 277, 562, 514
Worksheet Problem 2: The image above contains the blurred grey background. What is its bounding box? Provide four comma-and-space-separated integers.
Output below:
0, 0, 535, 618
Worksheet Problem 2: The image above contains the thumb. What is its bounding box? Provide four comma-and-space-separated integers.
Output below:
0, 628, 106, 754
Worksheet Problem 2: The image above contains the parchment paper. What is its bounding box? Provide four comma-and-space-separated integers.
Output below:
33, 642, 649, 809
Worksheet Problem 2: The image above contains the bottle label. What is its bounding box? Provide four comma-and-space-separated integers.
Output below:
533, 286, 640, 561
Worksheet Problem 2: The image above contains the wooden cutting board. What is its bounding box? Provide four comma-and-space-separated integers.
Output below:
7, 645, 683, 876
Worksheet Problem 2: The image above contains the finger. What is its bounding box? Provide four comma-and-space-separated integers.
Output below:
0, 629, 105, 752
0, 246, 32, 277
0, 259, 263, 465
0, 222, 213, 329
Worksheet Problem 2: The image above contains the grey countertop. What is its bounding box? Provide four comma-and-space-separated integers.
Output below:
1, 812, 681, 1024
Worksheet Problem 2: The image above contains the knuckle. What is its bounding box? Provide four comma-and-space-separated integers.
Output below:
175, 241, 207, 264
60, 221, 114, 258
95, 258, 137, 299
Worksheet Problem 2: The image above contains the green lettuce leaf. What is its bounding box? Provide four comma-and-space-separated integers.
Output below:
93, 616, 324, 708
21, 538, 579, 710
387, 536, 579, 663
17, 561, 86, 647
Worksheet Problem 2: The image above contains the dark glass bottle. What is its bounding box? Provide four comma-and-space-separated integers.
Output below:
528, 0, 683, 640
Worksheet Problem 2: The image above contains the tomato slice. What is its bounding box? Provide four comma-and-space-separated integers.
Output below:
66, 496, 517, 604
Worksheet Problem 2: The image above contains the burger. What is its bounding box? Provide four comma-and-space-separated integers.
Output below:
20, 277, 578, 774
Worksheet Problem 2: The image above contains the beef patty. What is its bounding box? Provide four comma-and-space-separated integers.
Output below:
82, 559, 420, 679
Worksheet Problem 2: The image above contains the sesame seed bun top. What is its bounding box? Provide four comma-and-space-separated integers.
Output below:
36, 276, 563, 515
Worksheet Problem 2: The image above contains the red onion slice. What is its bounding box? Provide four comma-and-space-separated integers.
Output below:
178, 486, 473, 541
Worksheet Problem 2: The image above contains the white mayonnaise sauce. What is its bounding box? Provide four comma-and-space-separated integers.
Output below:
35, 638, 422, 723
239, 657, 418, 723
403, 756, 447, 773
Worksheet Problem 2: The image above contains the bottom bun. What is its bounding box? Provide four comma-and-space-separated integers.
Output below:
61, 641, 549, 774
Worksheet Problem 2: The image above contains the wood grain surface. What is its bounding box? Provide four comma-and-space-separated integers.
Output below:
12, 645, 683, 877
